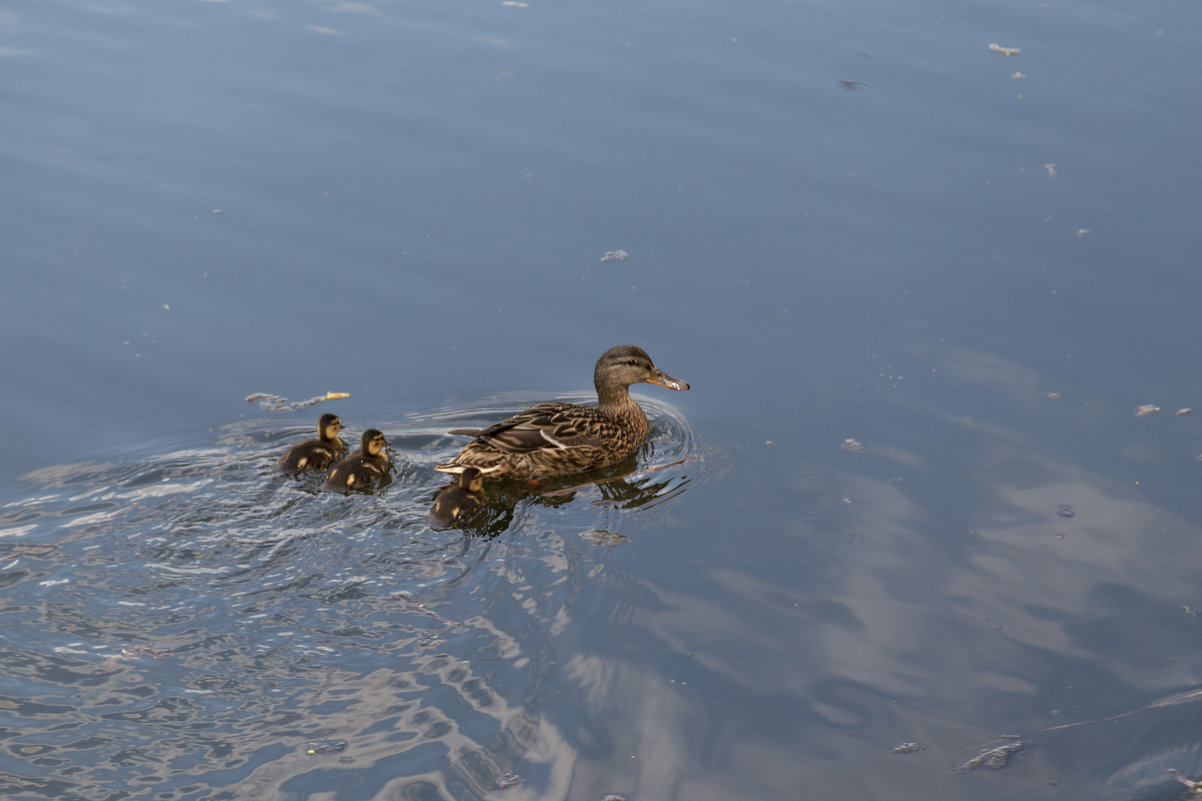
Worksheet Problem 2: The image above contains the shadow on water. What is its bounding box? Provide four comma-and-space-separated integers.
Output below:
0, 394, 721, 800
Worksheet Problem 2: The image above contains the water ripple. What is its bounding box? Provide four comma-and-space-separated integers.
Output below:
0, 397, 716, 799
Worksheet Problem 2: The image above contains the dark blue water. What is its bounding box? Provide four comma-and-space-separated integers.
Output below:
4, 0, 1202, 798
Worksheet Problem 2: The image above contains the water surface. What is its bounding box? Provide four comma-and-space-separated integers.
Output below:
4, 0, 1202, 798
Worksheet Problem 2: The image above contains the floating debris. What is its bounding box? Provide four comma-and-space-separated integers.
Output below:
841, 438, 864, 453
246, 391, 350, 412
1169, 769, 1202, 792
1076, 228, 1092, 237
600, 250, 629, 263
1012, 71, 1026, 80
1046, 391, 1061, 399
838, 80, 870, 90
580, 529, 629, 547
306, 739, 348, 756
1056, 505, 1075, 519
892, 742, 924, 754
122, 646, 172, 659
496, 772, 523, 789
390, 591, 459, 626
988, 43, 1021, 56
501, 0, 528, 6
1135, 404, 1160, 417
1043, 163, 1056, 178
1176, 408, 1193, 416
959, 740, 1022, 771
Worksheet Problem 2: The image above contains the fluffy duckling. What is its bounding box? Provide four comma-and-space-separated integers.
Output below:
430, 467, 487, 525
323, 429, 391, 491
436, 345, 689, 480
277, 413, 345, 475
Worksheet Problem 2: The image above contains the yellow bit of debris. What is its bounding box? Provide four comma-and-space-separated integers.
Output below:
247, 391, 351, 411
989, 43, 1021, 56
1135, 405, 1160, 417
1012, 71, 1026, 80
1168, 769, 1202, 793
1176, 408, 1193, 416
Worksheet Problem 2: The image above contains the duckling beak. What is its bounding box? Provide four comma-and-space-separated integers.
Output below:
647, 368, 690, 391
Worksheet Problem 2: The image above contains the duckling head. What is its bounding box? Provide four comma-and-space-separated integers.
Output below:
361, 428, 390, 457
460, 467, 484, 492
319, 413, 344, 440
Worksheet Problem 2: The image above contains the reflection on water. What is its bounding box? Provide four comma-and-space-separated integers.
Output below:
5, 0, 1202, 794
419, 393, 707, 537
0, 396, 713, 799
8, 373, 1202, 800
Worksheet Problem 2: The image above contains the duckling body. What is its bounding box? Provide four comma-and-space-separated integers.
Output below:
436, 345, 689, 481
430, 467, 487, 524
323, 429, 391, 491
278, 413, 345, 475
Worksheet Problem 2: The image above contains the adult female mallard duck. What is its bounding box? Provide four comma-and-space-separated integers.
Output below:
436, 345, 689, 481
277, 413, 345, 475
323, 429, 391, 491
430, 467, 487, 524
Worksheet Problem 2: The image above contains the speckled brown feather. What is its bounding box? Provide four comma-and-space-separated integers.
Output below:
436, 346, 688, 481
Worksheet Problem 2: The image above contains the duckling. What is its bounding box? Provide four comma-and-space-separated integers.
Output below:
436, 345, 689, 480
322, 429, 391, 491
277, 413, 345, 475
430, 467, 487, 524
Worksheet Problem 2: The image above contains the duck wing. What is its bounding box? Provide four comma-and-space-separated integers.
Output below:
468, 402, 601, 454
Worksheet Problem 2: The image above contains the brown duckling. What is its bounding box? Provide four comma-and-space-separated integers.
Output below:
430, 467, 487, 524
436, 345, 689, 481
322, 429, 390, 491
277, 413, 345, 475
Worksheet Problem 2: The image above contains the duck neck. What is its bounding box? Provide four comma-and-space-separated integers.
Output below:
597, 383, 649, 437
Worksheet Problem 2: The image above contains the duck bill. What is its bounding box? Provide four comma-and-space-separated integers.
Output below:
647, 369, 690, 391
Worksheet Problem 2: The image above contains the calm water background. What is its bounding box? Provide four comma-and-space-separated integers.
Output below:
4, 0, 1202, 798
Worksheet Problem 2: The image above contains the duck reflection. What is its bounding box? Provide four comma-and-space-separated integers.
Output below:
535, 455, 691, 511
428, 451, 692, 536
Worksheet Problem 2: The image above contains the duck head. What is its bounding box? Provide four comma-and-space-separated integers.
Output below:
594, 345, 690, 392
